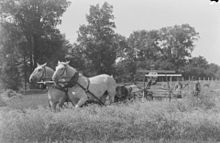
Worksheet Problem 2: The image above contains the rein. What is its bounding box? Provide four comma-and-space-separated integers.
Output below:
39, 66, 46, 82
74, 78, 105, 106
39, 66, 51, 82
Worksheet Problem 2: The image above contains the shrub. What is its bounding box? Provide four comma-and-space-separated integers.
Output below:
0, 89, 23, 101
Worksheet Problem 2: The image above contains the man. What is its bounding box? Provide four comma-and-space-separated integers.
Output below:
174, 80, 183, 98
194, 80, 201, 96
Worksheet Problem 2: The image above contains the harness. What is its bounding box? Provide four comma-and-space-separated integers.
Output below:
39, 67, 51, 89
38, 67, 71, 101
54, 83, 70, 102
39, 66, 47, 82
59, 70, 105, 106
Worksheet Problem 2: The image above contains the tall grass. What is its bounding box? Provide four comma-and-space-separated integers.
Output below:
0, 83, 220, 143
1, 95, 220, 143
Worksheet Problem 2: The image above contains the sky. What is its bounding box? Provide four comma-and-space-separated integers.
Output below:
58, 0, 220, 65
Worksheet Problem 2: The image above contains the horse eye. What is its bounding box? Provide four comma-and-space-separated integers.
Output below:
38, 69, 42, 72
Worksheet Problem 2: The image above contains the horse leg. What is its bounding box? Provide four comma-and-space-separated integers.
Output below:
49, 100, 58, 112
108, 89, 116, 104
48, 100, 51, 109
75, 95, 88, 108
57, 95, 68, 110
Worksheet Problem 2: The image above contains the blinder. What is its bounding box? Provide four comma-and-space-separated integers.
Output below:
39, 66, 47, 81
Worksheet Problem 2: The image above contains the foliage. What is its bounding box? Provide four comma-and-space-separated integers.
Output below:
0, 89, 23, 101
183, 56, 220, 79
159, 24, 199, 69
0, 23, 23, 90
76, 2, 117, 75
65, 43, 89, 75
0, 0, 71, 90
0, 0, 220, 90
115, 24, 200, 81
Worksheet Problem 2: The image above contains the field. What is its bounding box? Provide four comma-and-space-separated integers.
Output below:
0, 81, 220, 143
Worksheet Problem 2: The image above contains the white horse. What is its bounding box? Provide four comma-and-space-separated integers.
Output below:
29, 63, 69, 111
52, 61, 117, 108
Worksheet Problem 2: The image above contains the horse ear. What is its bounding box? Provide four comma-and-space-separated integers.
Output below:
58, 61, 61, 64
42, 63, 47, 67
37, 63, 40, 66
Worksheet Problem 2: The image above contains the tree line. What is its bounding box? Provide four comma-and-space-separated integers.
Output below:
0, 0, 220, 90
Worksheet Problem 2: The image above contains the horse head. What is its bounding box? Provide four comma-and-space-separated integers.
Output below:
52, 61, 78, 83
29, 63, 54, 83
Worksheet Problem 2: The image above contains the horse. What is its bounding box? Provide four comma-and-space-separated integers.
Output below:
52, 61, 117, 108
29, 63, 70, 111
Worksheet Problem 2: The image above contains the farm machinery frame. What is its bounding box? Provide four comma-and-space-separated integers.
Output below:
131, 69, 183, 101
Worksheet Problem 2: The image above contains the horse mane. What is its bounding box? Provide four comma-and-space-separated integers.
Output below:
44, 66, 55, 79
45, 66, 55, 72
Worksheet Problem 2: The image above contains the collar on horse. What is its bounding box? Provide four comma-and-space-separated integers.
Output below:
64, 71, 80, 88
64, 71, 91, 94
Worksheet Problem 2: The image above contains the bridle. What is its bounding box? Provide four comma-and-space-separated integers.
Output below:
39, 66, 47, 81
55, 64, 80, 87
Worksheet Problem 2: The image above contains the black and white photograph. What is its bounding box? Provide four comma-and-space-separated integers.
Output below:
0, 0, 220, 142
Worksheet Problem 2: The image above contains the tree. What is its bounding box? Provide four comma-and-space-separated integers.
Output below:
0, 0, 70, 90
0, 23, 23, 90
0, 0, 70, 70
126, 24, 199, 73
77, 2, 117, 75
159, 24, 199, 70
65, 43, 87, 73
128, 30, 161, 61
207, 63, 220, 79
114, 34, 137, 82
183, 56, 209, 79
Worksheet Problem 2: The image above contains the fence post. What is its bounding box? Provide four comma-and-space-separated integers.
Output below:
142, 75, 145, 101
168, 76, 172, 102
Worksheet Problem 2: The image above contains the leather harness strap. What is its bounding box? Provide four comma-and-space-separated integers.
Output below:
39, 66, 47, 82
85, 78, 90, 93
64, 72, 79, 88
65, 72, 105, 106
55, 69, 106, 106
74, 81, 105, 106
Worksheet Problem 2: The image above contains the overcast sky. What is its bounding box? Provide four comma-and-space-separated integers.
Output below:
58, 0, 220, 65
